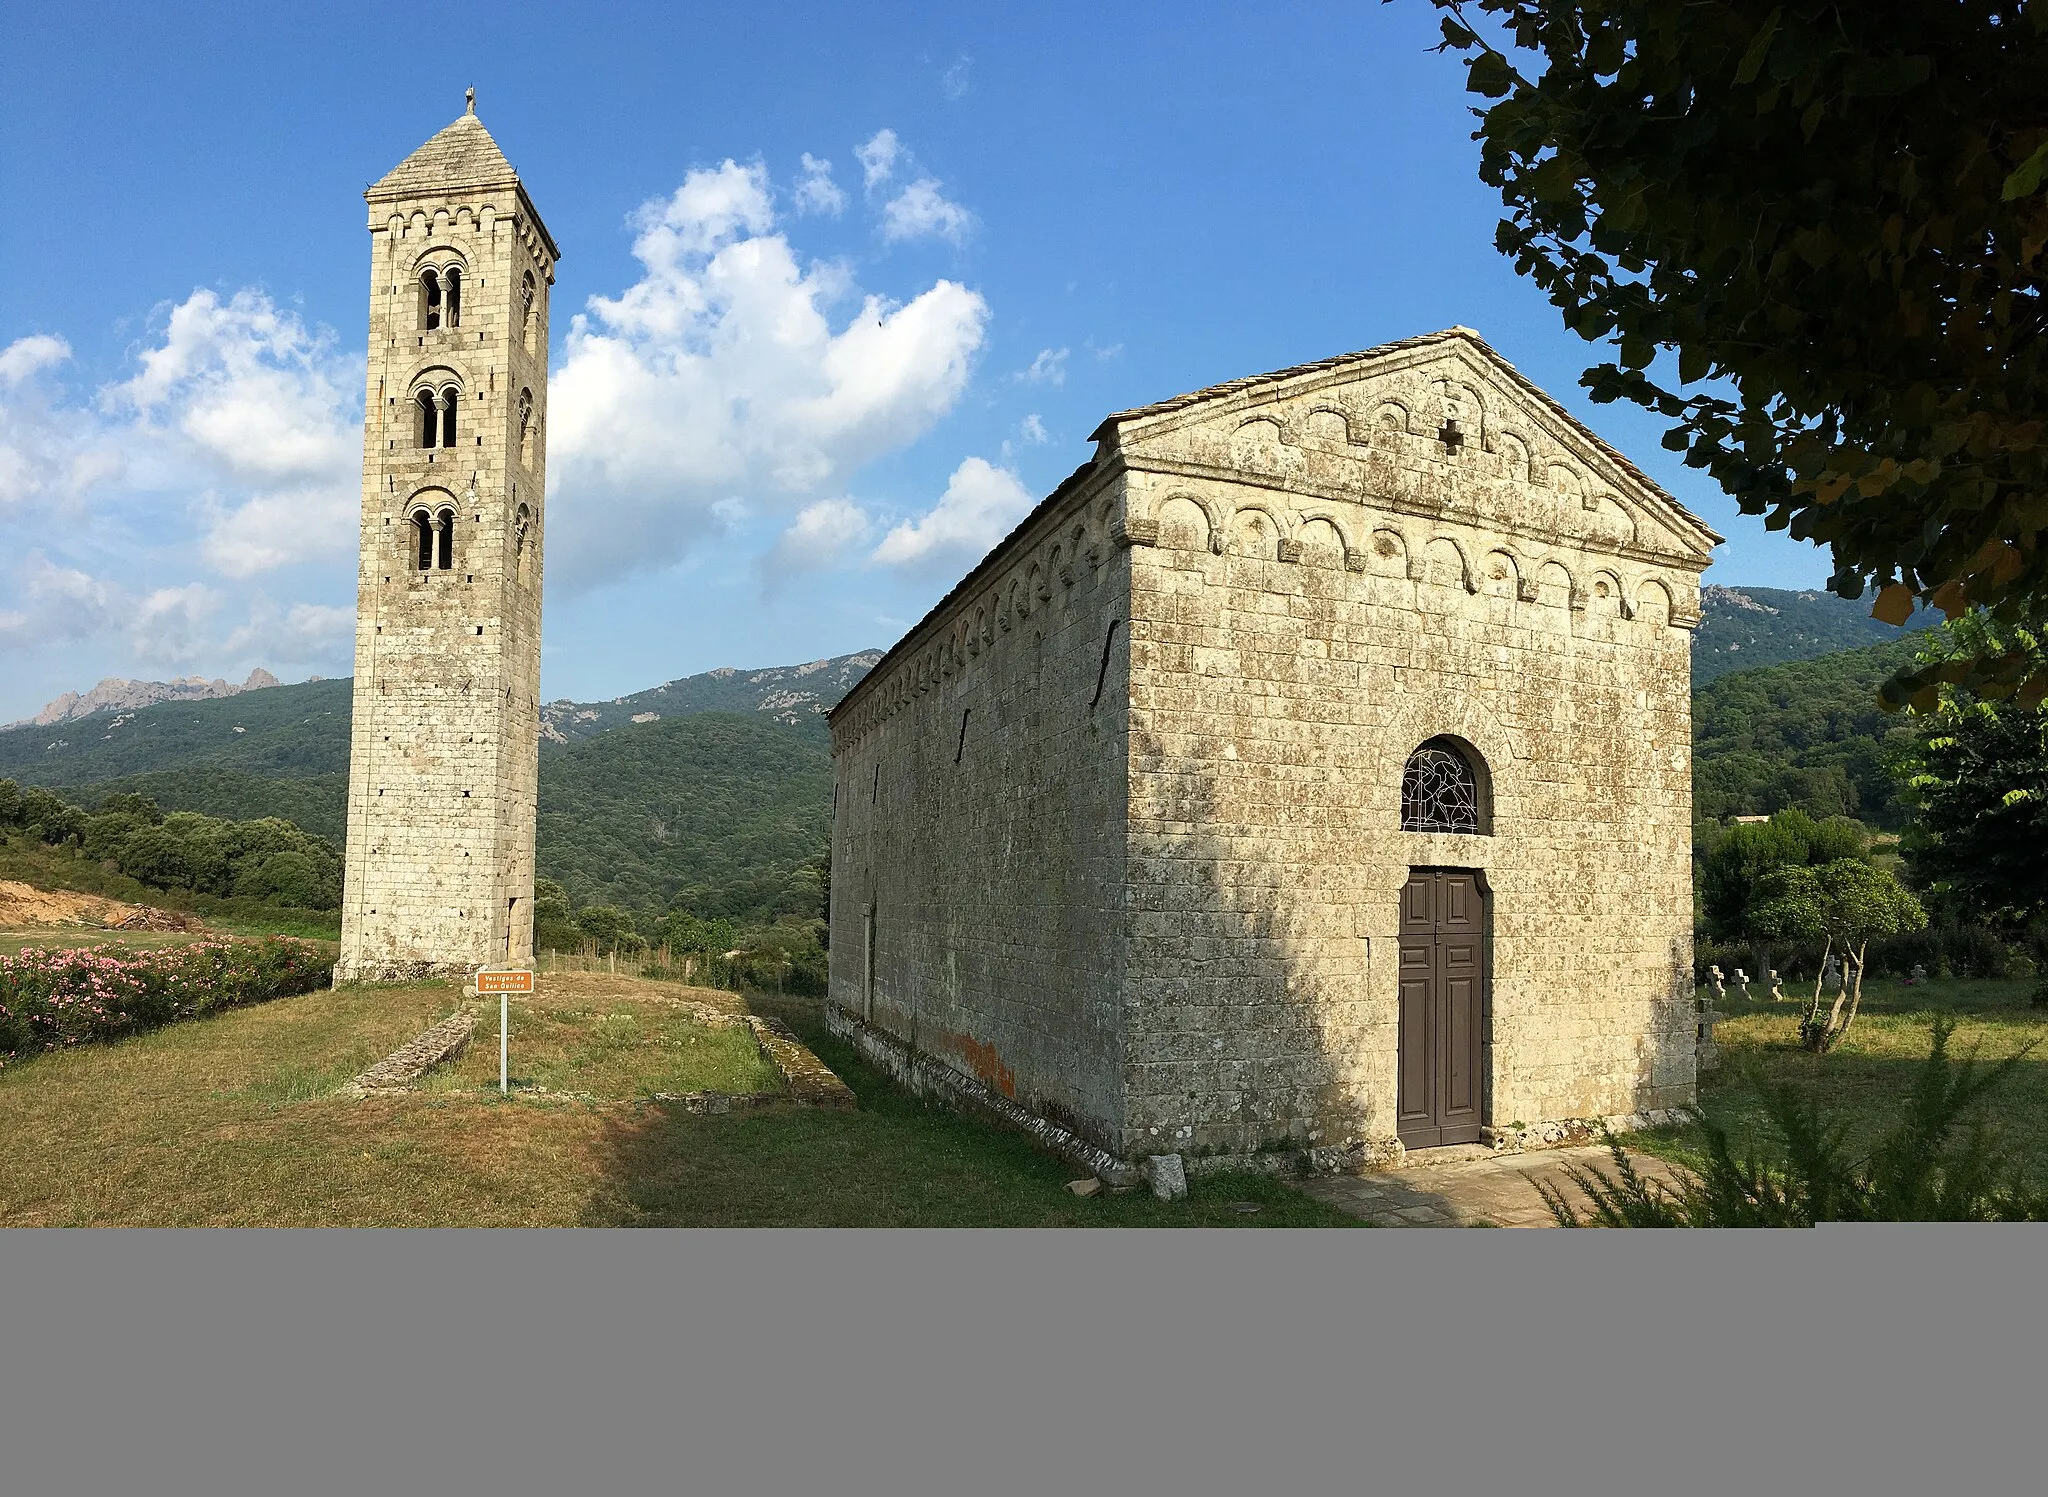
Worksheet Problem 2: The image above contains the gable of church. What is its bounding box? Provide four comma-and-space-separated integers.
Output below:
1101, 331, 1720, 573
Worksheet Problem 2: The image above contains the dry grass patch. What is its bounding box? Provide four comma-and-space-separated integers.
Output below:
0, 977, 1357, 1227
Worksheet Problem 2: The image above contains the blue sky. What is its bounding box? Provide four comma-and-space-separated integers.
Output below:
0, 1, 1828, 723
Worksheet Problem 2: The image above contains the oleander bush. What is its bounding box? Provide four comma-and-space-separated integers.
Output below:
0, 937, 335, 1064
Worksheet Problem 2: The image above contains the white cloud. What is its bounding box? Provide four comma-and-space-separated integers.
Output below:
856, 128, 901, 189
0, 336, 121, 515
100, 291, 359, 576
1018, 347, 1068, 386
770, 497, 874, 574
871, 457, 1034, 572
130, 584, 222, 667
794, 153, 847, 217
1020, 413, 1048, 445
880, 179, 977, 246
941, 56, 973, 100
0, 552, 122, 651
0, 335, 70, 387
224, 599, 354, 666
546, 159, 990, 589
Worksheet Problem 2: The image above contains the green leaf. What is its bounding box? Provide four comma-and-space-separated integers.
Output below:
2003, 139, 2048, 202
1734, 8, 1783, 86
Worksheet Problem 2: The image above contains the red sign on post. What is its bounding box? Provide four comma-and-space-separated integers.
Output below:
474, 968, 535, 994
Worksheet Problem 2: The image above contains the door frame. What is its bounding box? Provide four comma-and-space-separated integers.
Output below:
1395, 865, 1493, 1150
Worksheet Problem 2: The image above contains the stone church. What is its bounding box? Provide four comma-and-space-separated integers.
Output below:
826, 329, 1718, 1169
337, 97, 555, 981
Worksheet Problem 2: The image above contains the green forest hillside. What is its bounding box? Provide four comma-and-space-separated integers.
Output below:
1692, 584, 1929, 683
1692, 635, 1925, 828
537, 713, 832, 920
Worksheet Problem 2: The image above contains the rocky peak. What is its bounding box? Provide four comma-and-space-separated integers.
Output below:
8, 669, 281, 730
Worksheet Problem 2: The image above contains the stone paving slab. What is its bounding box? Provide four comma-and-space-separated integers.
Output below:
1291, 1145, 1687, 1228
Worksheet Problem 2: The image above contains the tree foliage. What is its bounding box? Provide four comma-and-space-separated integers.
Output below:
1746, 859, 1926, 951
0, 780, 341, 910
1427, 2, 2048, 701
1693, 635, 1923, 825
1698, 807, 1868, 939
1894, 613, 2048, 928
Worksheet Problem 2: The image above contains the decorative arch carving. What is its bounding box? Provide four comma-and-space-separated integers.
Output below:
1154, 492, 1220, 554
1534, 558, 1575, 608
1636, 577, 1675, 627
1367, 527, 1409, 578
1303, 405, 1353, 447
1372, 399, 1412, 436
1496, 431, 1534, 484
1421, 535, 1473, 592
1584, 568, 1629, 617
1293, 516, 1348, 569
1478, 548, 1521, 599
1228, 503, 1286, 560
1230, 415, 1292, 472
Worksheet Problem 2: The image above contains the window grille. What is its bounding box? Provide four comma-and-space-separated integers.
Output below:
1401, 740, 1483, 834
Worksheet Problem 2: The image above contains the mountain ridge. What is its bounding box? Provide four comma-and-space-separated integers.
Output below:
9, 669, 284, 729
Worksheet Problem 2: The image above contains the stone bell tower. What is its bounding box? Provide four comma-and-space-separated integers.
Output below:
337, 92, 558, 981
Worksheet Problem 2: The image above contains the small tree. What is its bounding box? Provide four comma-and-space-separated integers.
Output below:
1748, 859, 1927, 1051
1698, 808, 1866, 940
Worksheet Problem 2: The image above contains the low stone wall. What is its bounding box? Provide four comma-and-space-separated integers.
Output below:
746, 1015, 856, 1109
343, 1010, 476, 1097
826, 1003, 1138, 1186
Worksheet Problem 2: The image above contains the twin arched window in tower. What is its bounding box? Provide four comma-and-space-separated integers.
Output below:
411, 505, 456, 572
1400, 736, 1491, 835
415, 384, 460, 449
420, 266, 462, 331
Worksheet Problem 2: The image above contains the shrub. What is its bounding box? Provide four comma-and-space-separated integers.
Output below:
0, 937, 335, 1064
1541, 1021, 2046, 1225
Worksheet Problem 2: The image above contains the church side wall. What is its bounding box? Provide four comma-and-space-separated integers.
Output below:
1119, 470, 1699, 1162
829, 480, 1132, 1151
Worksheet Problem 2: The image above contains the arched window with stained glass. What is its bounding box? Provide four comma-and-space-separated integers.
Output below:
1401, 737, 1489, 835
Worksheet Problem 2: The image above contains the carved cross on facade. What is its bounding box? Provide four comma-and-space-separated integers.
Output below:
1437, 417, 1465, 455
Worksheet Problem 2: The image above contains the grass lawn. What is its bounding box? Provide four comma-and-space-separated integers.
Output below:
0, 972, 1356, 1227
1631, 975, 2048, 1183
422, 989, 781, 1100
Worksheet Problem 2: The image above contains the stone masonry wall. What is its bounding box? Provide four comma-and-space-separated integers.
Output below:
1111, 337, 1706, 1161
829, 472, 1133, 1150
338, 141, 554, 981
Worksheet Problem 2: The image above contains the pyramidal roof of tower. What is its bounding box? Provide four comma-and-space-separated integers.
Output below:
371, 109, 518, 196
367, 104, 559, 256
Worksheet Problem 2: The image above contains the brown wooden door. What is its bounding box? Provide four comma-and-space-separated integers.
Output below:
1396, 869, 1488, 1148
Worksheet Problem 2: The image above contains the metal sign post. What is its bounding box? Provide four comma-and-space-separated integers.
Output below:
471, 967, 535, 1096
